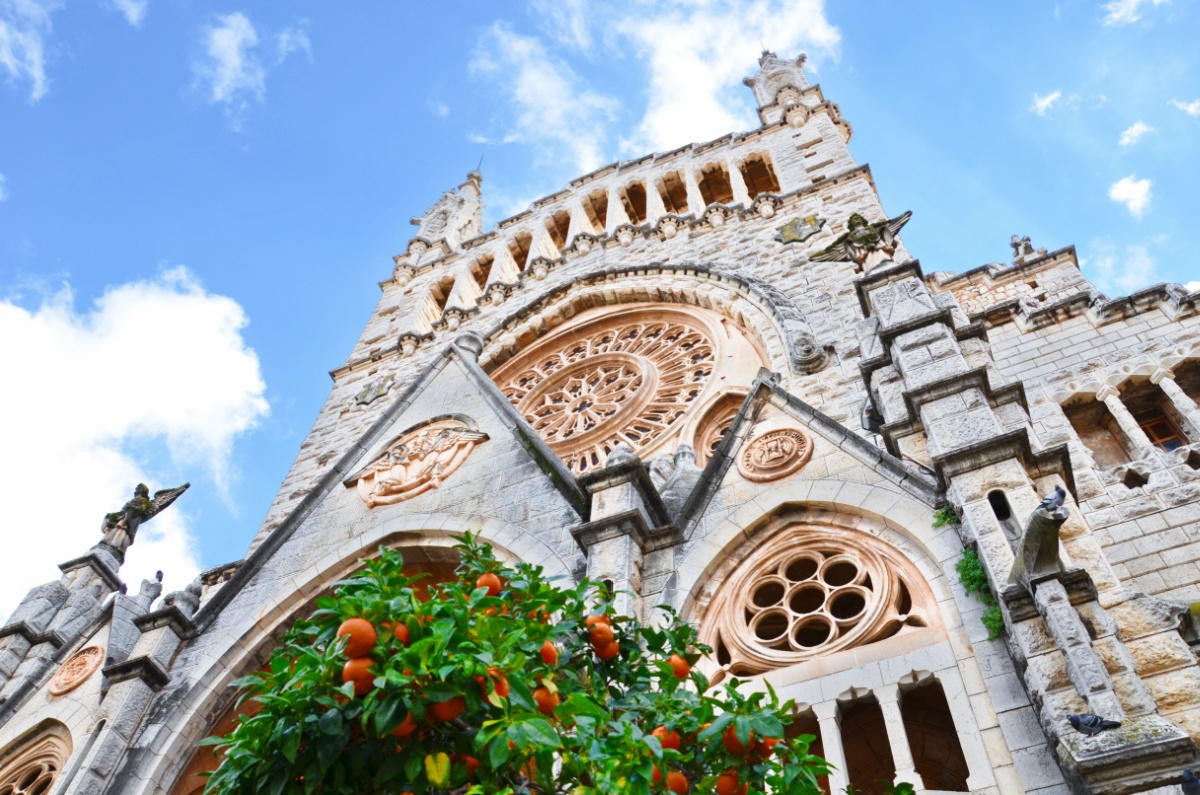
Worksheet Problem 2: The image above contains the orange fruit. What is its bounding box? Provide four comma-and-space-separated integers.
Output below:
473, 667, 510, 698
429, 696, 465, 722
652, 765, 663, 784
533, 686, 559, 716
341, 657, 375, 697
595, 641, 621, 661
390, 712, 417, 738
723, 725, 754, 756
668, 654, 691, 680
651, 726, 681, 751
666, 771, 689, 794
462, 755, 480, 780
716, 772, 747, 795
392, 622, 410, 645
588, 623, 615, 647
585, 614, 611, 629
540, 640, 559, 665
476, 572, 502, 597
754, 737, 779, 758
337, 618, 377, 658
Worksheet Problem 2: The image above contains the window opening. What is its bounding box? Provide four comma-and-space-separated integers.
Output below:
546, 210, 571, 251
840, 697, 897, 795
787, 711, 830, 795
429, 276, 456, 320
657, 172, 689, 215
987, 490, 1021, 547
900, 680, 970, 792
1135, 408, 1185, 451
620, 182, 648, 225
739, 154, 781, 198
697, 163, 734, 206
471, 255, 494, 292
508, 232, 533, 272
581, 188, 608, 232
1064, 400, 1133, 469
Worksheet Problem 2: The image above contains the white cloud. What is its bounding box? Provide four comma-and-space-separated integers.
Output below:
615, 0, 841, 153
0, 173, 7, 201
1087, 243, 1156, 294
276, 24, 311, 63
0, 0, 57, 101
1102, 0, 1169, 26
1030, 90, 1062, 115
1109, 175, 1152, 218
0, 268, 268, 620
1118, 120, 1154, 147
109, 0, 147, 27
193, 13, 309, 129
429, 100, 449, 118
471, 22, 619, 173
1186, 281, 1200, 292
1171, 98, 1200, 116
530, 0, 592, 52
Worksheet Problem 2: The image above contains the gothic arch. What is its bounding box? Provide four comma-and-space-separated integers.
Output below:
477, 263, 826, 378
0, 720, 72, 795
674, 480, 959, 638
138, 515, 573, 795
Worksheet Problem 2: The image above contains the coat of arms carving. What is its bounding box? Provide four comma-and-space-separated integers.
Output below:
48, 645, 105, 696
774, 215, 825, 245
737, 427, 813, 482
348, 419, 489, 507
355, 375, 396, 406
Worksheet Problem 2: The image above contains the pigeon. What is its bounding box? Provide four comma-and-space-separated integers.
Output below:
118, 583, 128, 595
155, 570, 163, 581
1183, 768, 1200, 795
1038, 485, 1066, 513
1068, 713, 1121, 736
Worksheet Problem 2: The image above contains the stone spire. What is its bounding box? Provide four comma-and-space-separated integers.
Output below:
743, 51, 811, 110
406, 170, 484, 257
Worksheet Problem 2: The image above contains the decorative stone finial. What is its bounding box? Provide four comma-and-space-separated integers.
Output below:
743, 52, 810, 109
605, 443, 639, 467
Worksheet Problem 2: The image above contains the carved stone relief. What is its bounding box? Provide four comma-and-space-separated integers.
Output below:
349, 419, 488, 507
491, 304, 763, 474
47, 645, 104, 696
0, 723, 71, 795
737, 427, 813, 482
692, 392, 747, 466
701, 525, 937, 677
354, 375, 395, 406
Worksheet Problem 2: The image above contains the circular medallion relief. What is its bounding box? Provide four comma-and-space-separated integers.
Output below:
737, 427, 812, 482
48, 645, 104, 696
701, 525, 935, 678
491, 306, 731, 474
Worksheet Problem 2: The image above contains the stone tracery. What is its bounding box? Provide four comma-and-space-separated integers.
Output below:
0, 723, 72, 795
491, 305, 759, 473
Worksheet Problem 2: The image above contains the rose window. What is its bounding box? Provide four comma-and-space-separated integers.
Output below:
491, 305, 727, 473
702, 525, 936, 678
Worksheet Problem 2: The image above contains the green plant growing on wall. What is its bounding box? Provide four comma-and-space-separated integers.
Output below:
955, 548, 1004, 640
932, 505, 959, 528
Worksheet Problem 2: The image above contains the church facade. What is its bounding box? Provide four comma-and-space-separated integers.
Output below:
3, 52, 1200, 795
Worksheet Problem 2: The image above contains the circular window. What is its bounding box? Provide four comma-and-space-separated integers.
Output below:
491, 305, 756, 474
701, 525, 936, 677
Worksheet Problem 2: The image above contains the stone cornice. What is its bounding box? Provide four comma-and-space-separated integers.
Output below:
102, 656, 171, 691
970, 281, 1198, 332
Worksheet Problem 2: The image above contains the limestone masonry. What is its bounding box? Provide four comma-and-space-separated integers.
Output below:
4, 52, 1200, 795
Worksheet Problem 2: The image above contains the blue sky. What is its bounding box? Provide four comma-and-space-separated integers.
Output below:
1, 0, 1197, 612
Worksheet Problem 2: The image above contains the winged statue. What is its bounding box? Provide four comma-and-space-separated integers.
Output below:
810, 211, 912, 271
100, 483, 190, 558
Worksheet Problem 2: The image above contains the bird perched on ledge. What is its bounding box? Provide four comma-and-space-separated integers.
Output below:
1182, 768, 1200, 795
1039, 485, 1066, 513
1068, 713, 1121, 736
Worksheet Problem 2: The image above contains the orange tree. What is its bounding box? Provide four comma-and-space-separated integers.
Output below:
200, 532, 830, 795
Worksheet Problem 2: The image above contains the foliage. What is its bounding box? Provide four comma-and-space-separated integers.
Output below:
931, 505, 959, 529
201, 533, 831, 795
955, 549, 1003, 641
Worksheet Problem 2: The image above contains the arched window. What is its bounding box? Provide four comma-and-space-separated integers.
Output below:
0, 721, 72, 795
900, 677, 970, 792
987, 490, 1021, 547
839, 694, 896, 795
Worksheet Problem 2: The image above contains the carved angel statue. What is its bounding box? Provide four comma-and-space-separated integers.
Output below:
354, 422, 489, 507
810, 211, 912, 271
100, 483, 189, 557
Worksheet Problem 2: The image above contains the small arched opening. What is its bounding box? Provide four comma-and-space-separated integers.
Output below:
899, 676, 970, 792
839, 694, 896, 795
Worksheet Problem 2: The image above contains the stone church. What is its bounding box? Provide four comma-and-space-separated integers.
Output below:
4, 52, 1200, 795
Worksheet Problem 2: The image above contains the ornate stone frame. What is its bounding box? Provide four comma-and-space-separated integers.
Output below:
0, 721, 72, 795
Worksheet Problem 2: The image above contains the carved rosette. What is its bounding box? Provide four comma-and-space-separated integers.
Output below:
351, 419, 488, 507
48, 645, 105, 696
737, 428, 813, 482
702, 526, 936, 678
492, 306, 731, 474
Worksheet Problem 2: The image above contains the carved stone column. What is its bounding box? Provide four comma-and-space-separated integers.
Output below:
684, 170, 706, 216
727, 159, 751, 205
1095, 385, 1155, 457
813, 700, 849, 795
606, 185, 631, 234
1152, 370, 1200, 433
874, 684, 921, 789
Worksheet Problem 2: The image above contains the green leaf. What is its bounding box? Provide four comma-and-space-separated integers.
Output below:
425, 752, 451, 788
280, 726, 301, 764
507, 674, 535, 712
523, 718, 560, 748
373, 694, 405, 736
563, 692, 609, 721
488, 734, 512, 769
317, 707, 342, 736
373, 753, 407, 785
